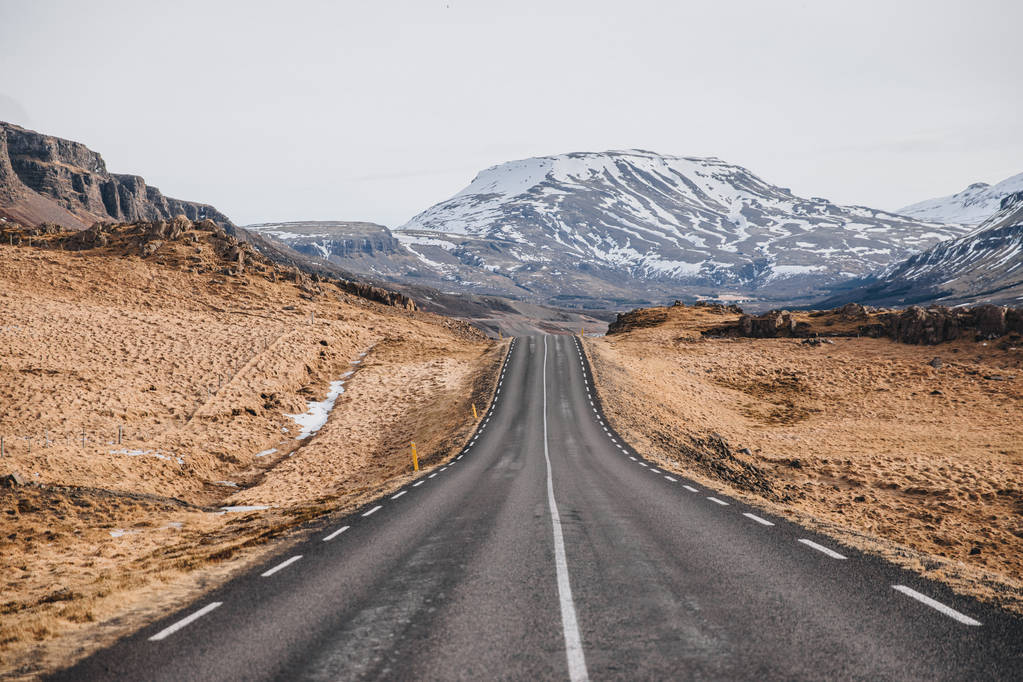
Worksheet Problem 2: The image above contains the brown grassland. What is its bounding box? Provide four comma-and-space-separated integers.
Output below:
585, 304, 1023, 613
0, 225, 502, 678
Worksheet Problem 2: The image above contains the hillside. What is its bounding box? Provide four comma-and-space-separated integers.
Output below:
898, 172, 1023, 225
244, 221, 612, 335
0, 219, 502, 675
394, 150, 969, 309
584, 302, 1023, 613
824, 192, 1023, 308
0, 121, 232, 230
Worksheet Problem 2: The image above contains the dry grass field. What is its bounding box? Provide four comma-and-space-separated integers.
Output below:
585, 304, 1023, 613
0, 223, 502, 677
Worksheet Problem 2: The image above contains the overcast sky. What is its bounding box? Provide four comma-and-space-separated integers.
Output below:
1, 0, 1020, 227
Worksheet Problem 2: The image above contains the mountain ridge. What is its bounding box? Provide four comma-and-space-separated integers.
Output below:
393, 149, 971, 307
897, 171, 1023, 225
820, 192, 1023, 308
0, 121, 233, 230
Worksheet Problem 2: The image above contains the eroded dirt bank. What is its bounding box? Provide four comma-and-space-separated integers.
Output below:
585, 303, 1023, 613
0, 222, 503, 678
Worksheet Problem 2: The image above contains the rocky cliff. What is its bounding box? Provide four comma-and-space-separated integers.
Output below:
0, 121, 232, 229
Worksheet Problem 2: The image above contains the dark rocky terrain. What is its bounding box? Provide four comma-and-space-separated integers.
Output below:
653, 301, 1023, 347
0, 122, 232, 230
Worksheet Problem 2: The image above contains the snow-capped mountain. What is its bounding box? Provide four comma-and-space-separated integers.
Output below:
397, 150, 969, 306
822, 192, 1023, 308
898, 172, 1023, 225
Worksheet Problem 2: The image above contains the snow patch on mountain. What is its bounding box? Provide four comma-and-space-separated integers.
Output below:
399, 150, 969, 291
898, 172, 1023, 225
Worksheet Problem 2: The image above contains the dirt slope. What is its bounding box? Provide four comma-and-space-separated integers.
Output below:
0, 221, 502, 677
585, 303, 1023, 613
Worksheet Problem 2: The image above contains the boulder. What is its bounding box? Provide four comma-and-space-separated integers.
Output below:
973, 304, 1007, 339
1007, 309, 1023, 334
835, 302, 868, 320
1, 472, 25, 487
141, 240, 163, 258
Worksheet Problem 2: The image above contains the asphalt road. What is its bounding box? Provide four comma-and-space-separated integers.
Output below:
51, 335, 1023, 681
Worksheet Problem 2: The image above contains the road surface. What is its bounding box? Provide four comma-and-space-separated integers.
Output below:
51, 335, 1023, 680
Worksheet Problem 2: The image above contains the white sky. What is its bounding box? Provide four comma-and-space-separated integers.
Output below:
1, 0, 1020, 227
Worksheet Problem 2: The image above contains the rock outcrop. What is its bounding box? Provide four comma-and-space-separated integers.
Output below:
724, 304, 1023, 345
0, 218, 417, 312
0, 121, 233, 230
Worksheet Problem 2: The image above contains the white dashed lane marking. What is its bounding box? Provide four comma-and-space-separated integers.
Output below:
428, 473, 438, 479
323, 525, 350, 541
664, 476, 677, 482
149, 602, 223, 641
412, 480, 424, 487
743, 513, 774, 526
892, 585, 981, 626
391, 491, 407, 500
707, 497, 729, 506
262, 555, 303, 577
798, 539, 846, 560
683, 485, 699, 493
362, 505, 383, 517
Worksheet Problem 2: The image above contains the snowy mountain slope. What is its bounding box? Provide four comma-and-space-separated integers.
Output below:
397, 150, 969, 305
822, 192, 1023, 308
898, 172, 1023, 225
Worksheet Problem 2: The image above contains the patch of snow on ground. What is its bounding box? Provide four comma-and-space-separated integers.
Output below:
220, 505, 270, 512
283, 346, 371, 441
109, 448, 185, 465
285, 379, 345, 439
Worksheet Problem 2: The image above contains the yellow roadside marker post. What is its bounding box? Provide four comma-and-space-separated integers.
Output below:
411, 442, 419, 472
472, 403, 478, 420
581, 327, 584, 337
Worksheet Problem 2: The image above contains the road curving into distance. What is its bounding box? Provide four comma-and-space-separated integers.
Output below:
50, 335, 1023, 680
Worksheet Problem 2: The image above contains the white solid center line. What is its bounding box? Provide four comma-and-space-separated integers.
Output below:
362, 505, 383, 517
683, 485, 699, 493
707, 496, 729, 506
262, 554, 303, 577
391, 490, 407, 499
798, 538, 846, 559
664, 475, 677, 482
412, 480, 424, 487
542, 336, 589, 681
892, 585, 981, 626
149, 602, 222, 641
323, 525, 351, 541
743, 513, 775, 526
